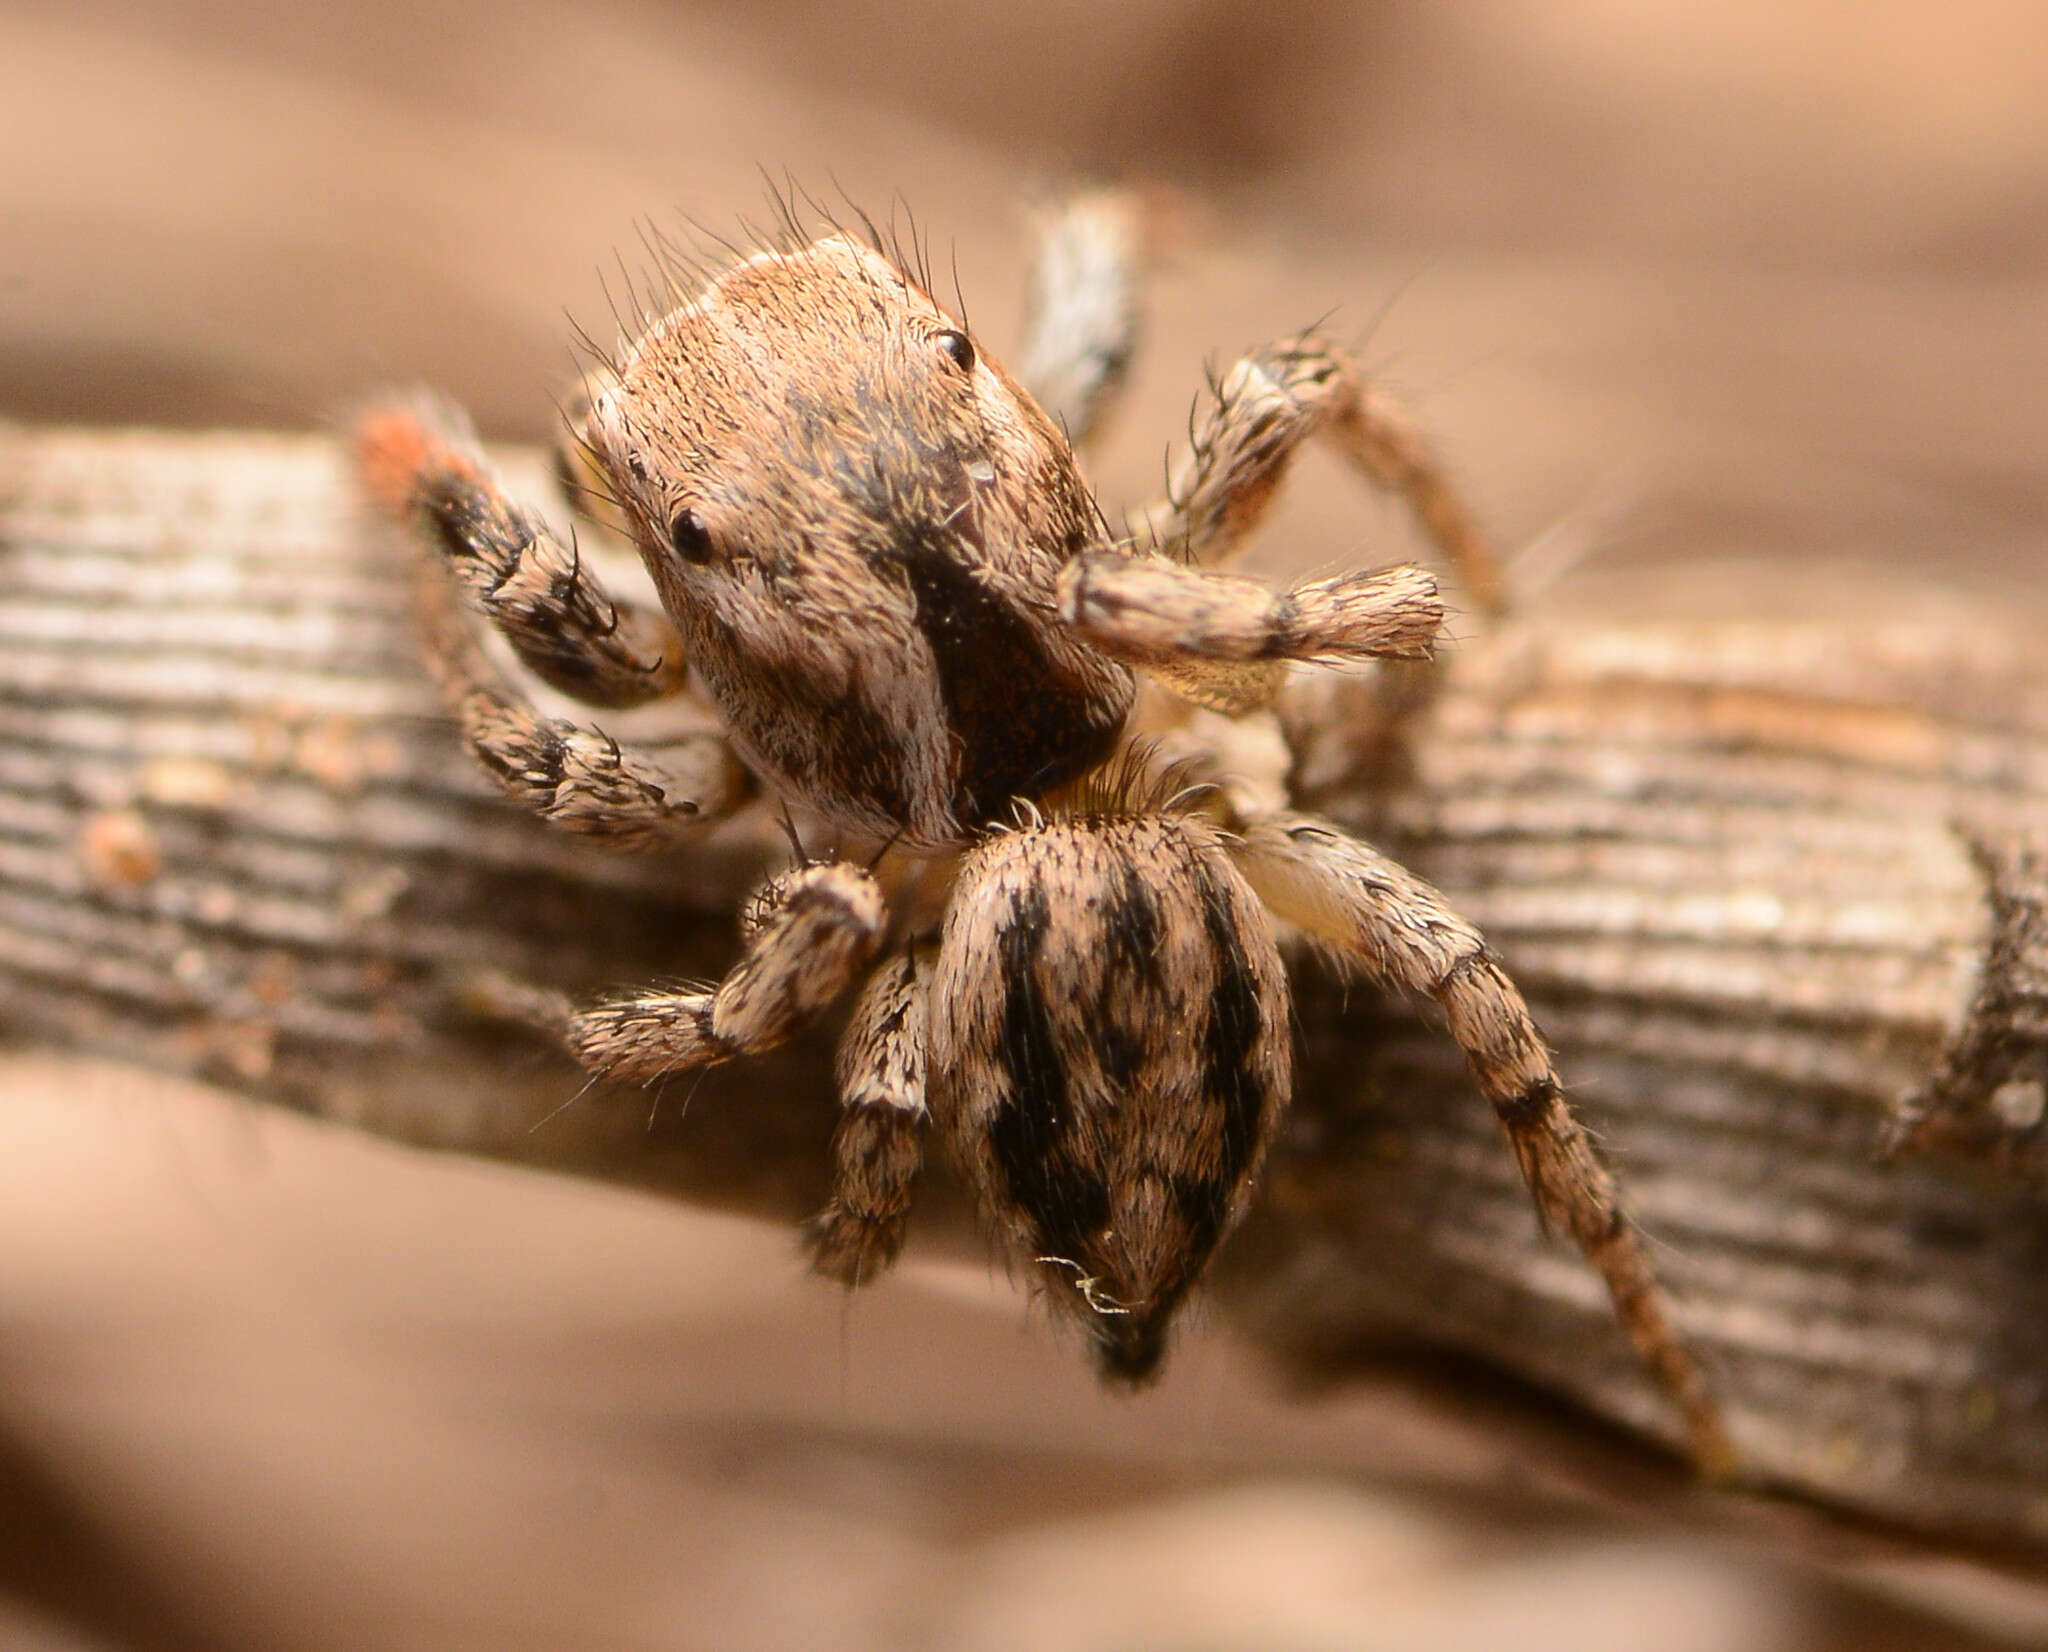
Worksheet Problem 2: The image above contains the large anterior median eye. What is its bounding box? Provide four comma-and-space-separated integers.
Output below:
932, 329, 975, 373
669, 506, 715, 565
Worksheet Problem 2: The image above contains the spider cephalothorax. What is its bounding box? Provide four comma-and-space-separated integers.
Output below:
358, 191, 1728, 1465
592, 236, 1133, 850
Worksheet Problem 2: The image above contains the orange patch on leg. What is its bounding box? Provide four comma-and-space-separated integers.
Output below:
354, 404, 478, 517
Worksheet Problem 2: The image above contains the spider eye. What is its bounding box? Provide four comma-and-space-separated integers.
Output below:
932, 329, 975, 373
668, 507, 715, 566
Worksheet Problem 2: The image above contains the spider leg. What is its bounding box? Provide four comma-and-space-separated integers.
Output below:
1015, 187, 1143, 454
1058, 552, 1442, 713
359, 402, 749, 847
1232, 810, 1733, 1473
357, 398, 689, 708
563, 862, 886, 1083
1129, 335, 1504, 617
809, 946, 930, 1287
410, 564, 747, 847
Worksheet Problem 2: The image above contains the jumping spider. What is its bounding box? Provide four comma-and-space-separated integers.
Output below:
357, 190, 1727, 1468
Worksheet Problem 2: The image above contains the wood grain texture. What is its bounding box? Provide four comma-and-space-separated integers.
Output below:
3, 423, 2045, 1550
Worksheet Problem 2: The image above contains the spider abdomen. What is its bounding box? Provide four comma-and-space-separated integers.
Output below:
928, 812, 1291, 1380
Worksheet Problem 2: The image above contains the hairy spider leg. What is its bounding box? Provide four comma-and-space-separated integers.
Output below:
358, 402, 748, 847
1058, 553, 1444, 713
1234, 811, 1733, 1473
810, 946, 931, 1286
358, 399, 691, 707
1128, 335, 1505, 617
567, 862, 886, 1081
1015, 187, 1144, 453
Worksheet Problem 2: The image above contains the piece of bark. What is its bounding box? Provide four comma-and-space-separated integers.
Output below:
2, 423, 2046, 1552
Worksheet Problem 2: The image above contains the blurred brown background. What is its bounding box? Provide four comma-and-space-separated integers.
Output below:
2, 2, 2046, 1647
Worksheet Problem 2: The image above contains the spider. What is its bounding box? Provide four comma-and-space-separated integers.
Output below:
356, 189, 1727, 1469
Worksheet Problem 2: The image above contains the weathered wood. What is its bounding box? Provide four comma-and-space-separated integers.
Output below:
3, 423, 2045, 1551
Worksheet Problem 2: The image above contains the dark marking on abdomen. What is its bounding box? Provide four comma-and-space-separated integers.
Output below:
988, 884, 1113, 1264
1177, 857, 1277, 1259
1094, 859, 1164, 1087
